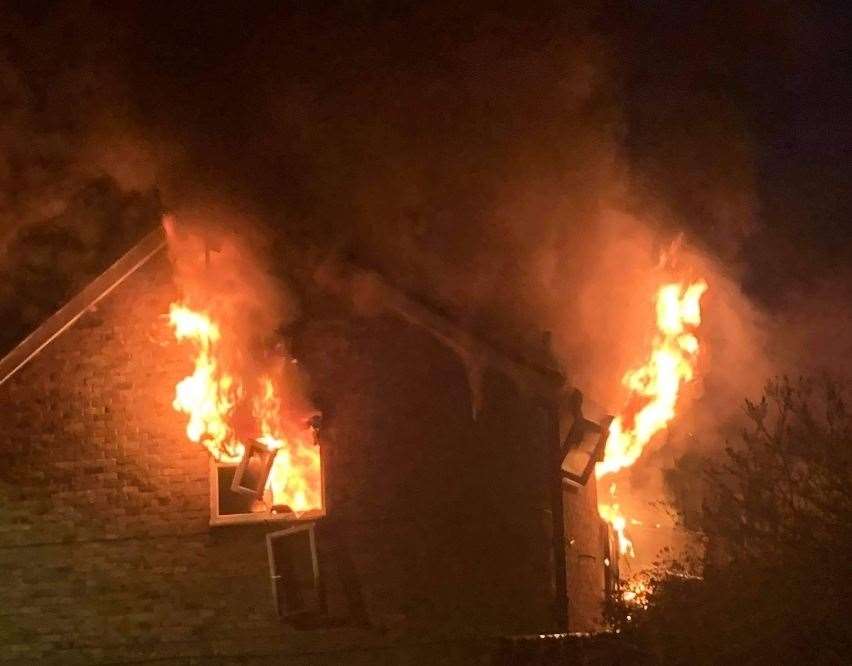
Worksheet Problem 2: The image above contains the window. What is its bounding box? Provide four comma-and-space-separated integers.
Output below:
208, 453, 325, 526
559, 389, 613, 487
266, 523, 324, 620
231, 439, 278, 497
212, 462, 269, 519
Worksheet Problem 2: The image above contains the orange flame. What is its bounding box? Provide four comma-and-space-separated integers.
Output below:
169, 304, 322, 513
170, 304, 243, 461
598, 280, 708, 556
599, 483, 634, 557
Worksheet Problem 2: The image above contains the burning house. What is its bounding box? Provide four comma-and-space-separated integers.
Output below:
0, 219, 616, 663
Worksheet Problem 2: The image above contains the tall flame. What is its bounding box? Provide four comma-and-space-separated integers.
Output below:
598, 483, 635, 558
598, 280, 708, 556
168, 303, 321, 513
170, 304, 243, 461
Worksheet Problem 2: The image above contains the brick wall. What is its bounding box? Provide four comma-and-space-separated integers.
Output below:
0, 252, 587, 664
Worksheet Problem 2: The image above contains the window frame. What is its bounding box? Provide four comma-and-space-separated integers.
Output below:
208, 457, 326, 527
265, 522, 322, 619
230, 439, 279, 497
560, 415, 613, 486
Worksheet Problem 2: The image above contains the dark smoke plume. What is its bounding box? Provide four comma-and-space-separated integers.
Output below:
0, 1, 163, 354
2, 2, 850, 468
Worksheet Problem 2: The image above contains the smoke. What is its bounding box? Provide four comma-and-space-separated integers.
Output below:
163, 209, 314, 443
1, 2, 849, 535
0, 1, 165, 354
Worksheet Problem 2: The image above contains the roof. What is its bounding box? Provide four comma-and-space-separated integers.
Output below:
0, 227, 167, 387
0, 224, 565, 397
317, 262, 566, 400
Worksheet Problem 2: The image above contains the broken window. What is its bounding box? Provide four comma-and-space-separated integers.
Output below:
208, 419, 325, 526
560, 389, 613, 486
208, 453, 325, 526
231, 439, 278, 497
266, 523, 324, 621
214, 463, 269, 517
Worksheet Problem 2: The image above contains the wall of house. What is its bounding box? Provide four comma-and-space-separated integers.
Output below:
0, 252, 579, 664
295, 304, 559, 637
563, 479, 607, 632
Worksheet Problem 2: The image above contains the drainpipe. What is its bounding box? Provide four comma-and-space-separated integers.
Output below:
539, 330, 568, 631
548, 399, 569, 630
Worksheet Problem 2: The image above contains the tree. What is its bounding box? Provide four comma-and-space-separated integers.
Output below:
607, 377, 852, 664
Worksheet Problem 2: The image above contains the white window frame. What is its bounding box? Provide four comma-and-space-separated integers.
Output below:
266, 523, 321, 618
208, 457, 325, 527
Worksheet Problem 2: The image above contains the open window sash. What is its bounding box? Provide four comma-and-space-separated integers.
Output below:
266, 523, 323, 620
559, 389, 613, 486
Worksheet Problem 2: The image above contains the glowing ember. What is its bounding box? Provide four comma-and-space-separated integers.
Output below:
597, 280, 708, 556
169, 303, 322, 513
621, 577, 652, 607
